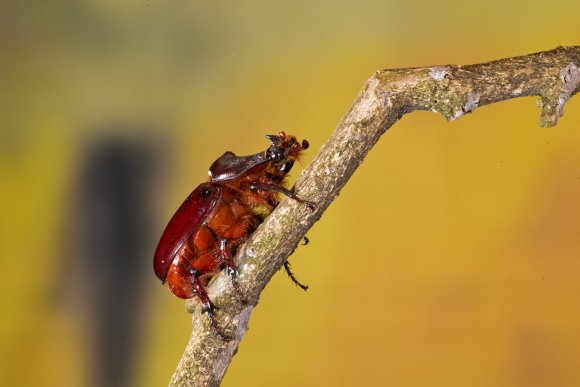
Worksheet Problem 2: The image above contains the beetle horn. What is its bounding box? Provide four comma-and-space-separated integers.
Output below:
265, 134, 278, 143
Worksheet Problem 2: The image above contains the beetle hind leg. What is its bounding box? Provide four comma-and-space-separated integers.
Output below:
219, 239, 248, 305
189, 269, 231, 341
202, 306, 231, 341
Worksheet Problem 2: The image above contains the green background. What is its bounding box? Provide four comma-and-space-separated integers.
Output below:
1, 1, 579, 386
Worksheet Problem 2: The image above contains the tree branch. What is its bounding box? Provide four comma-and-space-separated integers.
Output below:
169, 46, 579, 386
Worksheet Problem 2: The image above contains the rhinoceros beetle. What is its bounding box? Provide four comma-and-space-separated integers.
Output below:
154, 132, 312, 338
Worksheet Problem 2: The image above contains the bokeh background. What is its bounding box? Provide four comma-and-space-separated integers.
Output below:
1, 1, 579, 386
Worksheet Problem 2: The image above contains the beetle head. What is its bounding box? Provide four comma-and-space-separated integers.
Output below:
264, 131, 308, 176
265, 132, 285, 162
266, 143, 284, 162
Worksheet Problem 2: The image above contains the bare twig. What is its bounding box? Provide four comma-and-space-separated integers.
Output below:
169, 46, 579, 386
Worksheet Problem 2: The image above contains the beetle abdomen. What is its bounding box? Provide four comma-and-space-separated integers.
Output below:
164, 188, 261, 299
165, 226, 220, 299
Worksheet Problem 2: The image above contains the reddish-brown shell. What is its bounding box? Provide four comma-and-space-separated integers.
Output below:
153, 183, 221, 282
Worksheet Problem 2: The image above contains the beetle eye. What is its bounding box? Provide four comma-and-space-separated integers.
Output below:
281, 160, 294, 173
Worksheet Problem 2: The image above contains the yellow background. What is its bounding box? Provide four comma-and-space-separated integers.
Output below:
1, 1, 579, 386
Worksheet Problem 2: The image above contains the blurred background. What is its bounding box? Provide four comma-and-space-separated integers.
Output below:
1, 1, 579, 386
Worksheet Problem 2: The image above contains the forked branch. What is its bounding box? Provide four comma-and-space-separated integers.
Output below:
170, 46, 579, 386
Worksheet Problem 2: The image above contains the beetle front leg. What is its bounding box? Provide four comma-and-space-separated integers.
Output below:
249, 182, 316, 211
219, 239, 247, 305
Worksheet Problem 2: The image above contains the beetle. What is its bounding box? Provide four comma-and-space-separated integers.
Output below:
154, 131, 312, 337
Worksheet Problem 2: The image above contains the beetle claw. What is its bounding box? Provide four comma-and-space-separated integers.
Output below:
227, 267, 248, 305
200, 300, 233, 340
230, 275, 248, 306
201, 300, 217, 315
207, 313, 232, 341
304, 200, 316, 212
293, 196, 316, 212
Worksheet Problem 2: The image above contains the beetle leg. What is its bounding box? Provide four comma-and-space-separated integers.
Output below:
220, 239, 248, 305
283, 260, 308, 291
189, 268, 231, 341
204, 311, 231, 342
249, 182, 316, 211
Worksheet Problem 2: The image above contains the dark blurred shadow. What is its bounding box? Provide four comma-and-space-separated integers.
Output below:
58, 128, 165, 387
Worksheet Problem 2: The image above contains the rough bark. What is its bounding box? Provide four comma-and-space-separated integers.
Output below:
169, 46, 580, 386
